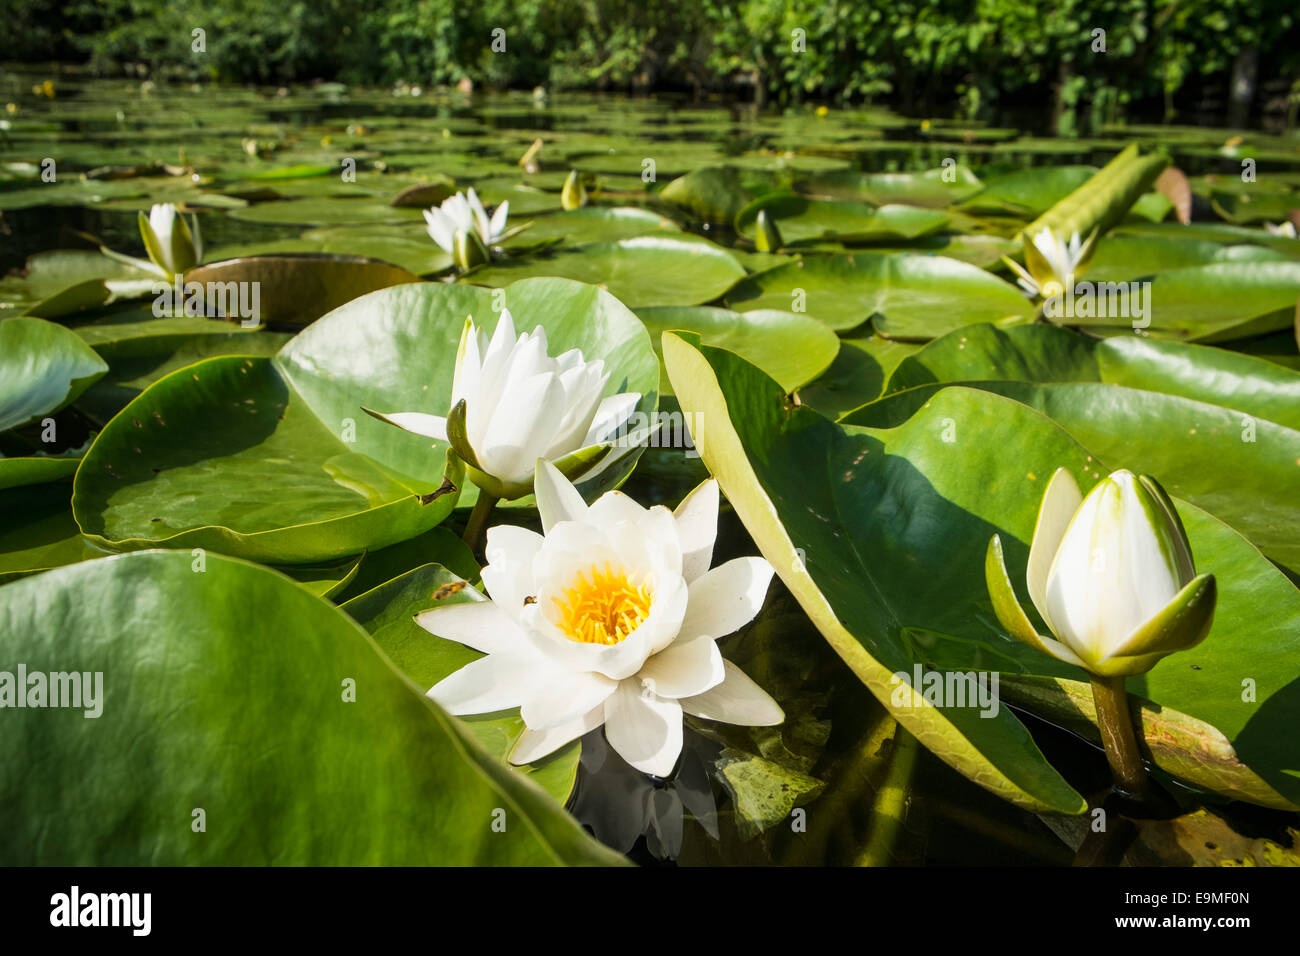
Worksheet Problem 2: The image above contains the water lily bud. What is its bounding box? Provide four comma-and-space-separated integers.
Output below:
754, 209, 783, 252
986, 468, 1216, 677
424, 188, 508, 263
138, 203, 202, 277
452, 227, 490, 271
561, 170, 588, 210
366, 311, 643, 500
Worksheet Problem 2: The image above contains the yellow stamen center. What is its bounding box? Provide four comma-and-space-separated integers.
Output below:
553, 564, 653, 645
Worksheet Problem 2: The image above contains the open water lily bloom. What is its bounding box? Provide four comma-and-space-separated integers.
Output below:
1004, 227, 1096, 300
368, 310, 642, 498
417, 460, 784, 777
986, 467, 1217, 677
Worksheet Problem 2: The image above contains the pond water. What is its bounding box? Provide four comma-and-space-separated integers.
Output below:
3, 66, 1299, 867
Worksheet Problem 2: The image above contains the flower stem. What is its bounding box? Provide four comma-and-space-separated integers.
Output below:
461, 491, 499, 556
1089, 674, 1150, 798
855, 725, 919, 867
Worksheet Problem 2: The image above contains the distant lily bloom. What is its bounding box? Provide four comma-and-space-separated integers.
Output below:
368, 310, 641, 499
1004, 227, 1097, 300
986, 467, 1216, 677
1264, 221, 1297, 239
424, 188, 508, 269
418, 461, 784, 777
137, 203, 202, 278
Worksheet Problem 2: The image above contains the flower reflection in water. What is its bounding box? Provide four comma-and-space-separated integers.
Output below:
568, 728, 722, 862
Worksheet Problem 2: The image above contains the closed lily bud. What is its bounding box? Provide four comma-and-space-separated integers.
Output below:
138, 203, 202, 277
561, 169, 588, 211
753, 209, 783, 253
986, 468, 1216, 677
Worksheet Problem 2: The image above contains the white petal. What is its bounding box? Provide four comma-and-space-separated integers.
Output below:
535, 458, 588, 533
477, 372, 564, 483
638, 636, 724, 699
373, 411, 447, 442
680, 659, 783, 726
520, 670, 617, 730
509, 706, 605, 766
467, 187, 490, 240
425, 209, 454, 254
415, 599, 528, 655
451, 318, 483, 408
426, 654, 537, 715
1044, 471, 1182, 661
481, 524, 544, 615
586, 489, 647, 527
581, 391, 641, 445
489, 200, 510, 240
1027, 467, 1082, 631
674, 478, 719, 583
604, 679, 684, 777
677, 556, 773, 641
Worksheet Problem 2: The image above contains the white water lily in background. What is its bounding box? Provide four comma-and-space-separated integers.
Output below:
1003, 227, 1096, 300
367, 310, 641, 499
418, 460, 784, 777
423, 188, 508, 269
102, 202, 203, 278
1264, 221, 1297, 239
986, 468, 1217, 677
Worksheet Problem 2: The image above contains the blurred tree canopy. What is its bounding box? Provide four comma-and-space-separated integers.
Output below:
5, 0, 1297, 122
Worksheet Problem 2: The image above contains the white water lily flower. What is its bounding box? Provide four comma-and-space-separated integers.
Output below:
986, 468, 1216, 677
368, 310, 641, 498
1004, 227, 1096, 300
137, 202, 202, 277
1264, 221, 1297, 239
423, 188, 508, 268
418, 460, 784, 777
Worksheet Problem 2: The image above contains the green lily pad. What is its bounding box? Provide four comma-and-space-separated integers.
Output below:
797, 165, 983, 208
1076, 261, 1300, 342
466, 236, 746, 308
0, 316, 108, 431
66, 309, 293, 423
0, 481, 104, 583
961, 166, 1097, 217
734, 193, 949, 245
635, 305, 839, 395
725, 254, 1034, 337
885, 322, 1300, 431
227, 197, 426, 226
506, 206, 682, 247
658, 165, 785, 224
207, 234, 452, 277
0, 551, 621, 864
1084, 235, 1288, 283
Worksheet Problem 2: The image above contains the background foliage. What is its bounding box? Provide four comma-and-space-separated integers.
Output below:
4, 0, 1297, 123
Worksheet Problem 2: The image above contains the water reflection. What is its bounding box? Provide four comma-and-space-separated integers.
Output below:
568, 727, 721, 862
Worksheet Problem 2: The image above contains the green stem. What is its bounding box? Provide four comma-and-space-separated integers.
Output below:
1089, 674, 1150, 798
855, 725, 919, 867
461, 491, 499, 556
